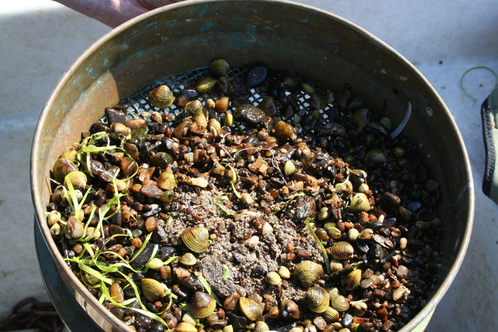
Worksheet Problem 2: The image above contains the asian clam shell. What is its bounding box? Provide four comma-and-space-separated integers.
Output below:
190, 291, 216, 318
149, 84, 175, 109
181, 227, 210, 253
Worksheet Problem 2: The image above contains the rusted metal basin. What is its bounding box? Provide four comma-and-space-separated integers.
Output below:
31, 0, 474, 331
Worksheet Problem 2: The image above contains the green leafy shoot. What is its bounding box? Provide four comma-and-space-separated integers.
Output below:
234, 121, 245, 135
78, 132, 118, 176
178, 304, 205, 328
225, 163, 241, 199
99, 280, 137, 307
63, 174, 91, 222
64, 245, 113, 285
81, 204, 98, 241
99, 179, 127, 221
130, 232, 154, 262
163, 255, 181, 266
78, 260, 113, 285
164, 215, 173, 228
107, 273, 172, 330
45, 209, 66, 226
197, 275, 222, 306
214, 195, 235, 215
239, 210, 262, 217
209, 161, 241, 199
222, 264, 230, 281
272, 192, 305, 215
77, 131, 137, 179
65, 236, 178, 330
305, 217, 331, 273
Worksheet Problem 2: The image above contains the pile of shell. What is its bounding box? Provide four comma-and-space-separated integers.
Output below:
46, 59, 443, 332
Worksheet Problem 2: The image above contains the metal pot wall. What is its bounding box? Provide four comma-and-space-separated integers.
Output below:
31, 0, 474, 331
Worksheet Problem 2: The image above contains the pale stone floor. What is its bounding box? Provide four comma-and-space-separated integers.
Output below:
1, 1, 497, 331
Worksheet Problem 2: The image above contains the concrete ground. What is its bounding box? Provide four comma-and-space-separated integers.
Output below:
1, 0, 497, 331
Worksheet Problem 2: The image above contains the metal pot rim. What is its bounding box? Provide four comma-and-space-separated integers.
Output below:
31, 1, 474, 331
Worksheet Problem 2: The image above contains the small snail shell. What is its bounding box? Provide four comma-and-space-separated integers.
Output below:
351, 108, 371, 130
50, 223, 61, 237
146, 258, 163, 270
157, 171, 176, 190
141, 278, 165, 302
179, 252, 198, 266
331, 295, 349, 312
195, 76, 217, 93
175, 322, 198, 332
181, 227, 210, 253
65, 216, 84, 239
329, 259, 343, 273
280, 299, 300, 320
110, 123, 131, 137
364, 149, 387, 168
223, 293, 240, 311
359, 228, 374, 241
294, 260, 324, 288
53, 158, 78, 183
60, 145, 78, 162
64, 171, 87, 190
328, 287, 340, 301
47, 211, 61, 227
266, 271, 282, 286
208, 119, 221, 132
330, 241, 354, 260
254, 321, 270, 332
239, 297, 263, 321
322, 306, 340, 322
149, 85, 174, 108
185, 99, 203, 115
324, 223, 342, 239
284, 160, 296, 176
304, 286, 330, 313
341, 269, 362, 291
335, 180, 353, 194
181, 313, 197, 326
348, 228, 360, 242
350, 193, 371, 213
267, 306, 280, 319
278, 266, 291, 279
190, 291, 216, 319
209, 59, 230, 77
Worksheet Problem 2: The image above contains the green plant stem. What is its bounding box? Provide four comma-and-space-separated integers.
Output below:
305, 217, 331, 273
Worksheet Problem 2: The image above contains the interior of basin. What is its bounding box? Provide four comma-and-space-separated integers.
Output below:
32, 1, 473, 331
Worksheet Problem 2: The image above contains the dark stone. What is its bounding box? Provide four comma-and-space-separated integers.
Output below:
105, 107, 126, 124
233, 104, 265, 125
228, 313, 248, 332
317, 122, 346, 137
130, 244, 156, 270
246, 64, 268, 87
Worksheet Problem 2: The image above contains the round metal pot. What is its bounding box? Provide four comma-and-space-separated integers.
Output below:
31, 0, 474, 331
